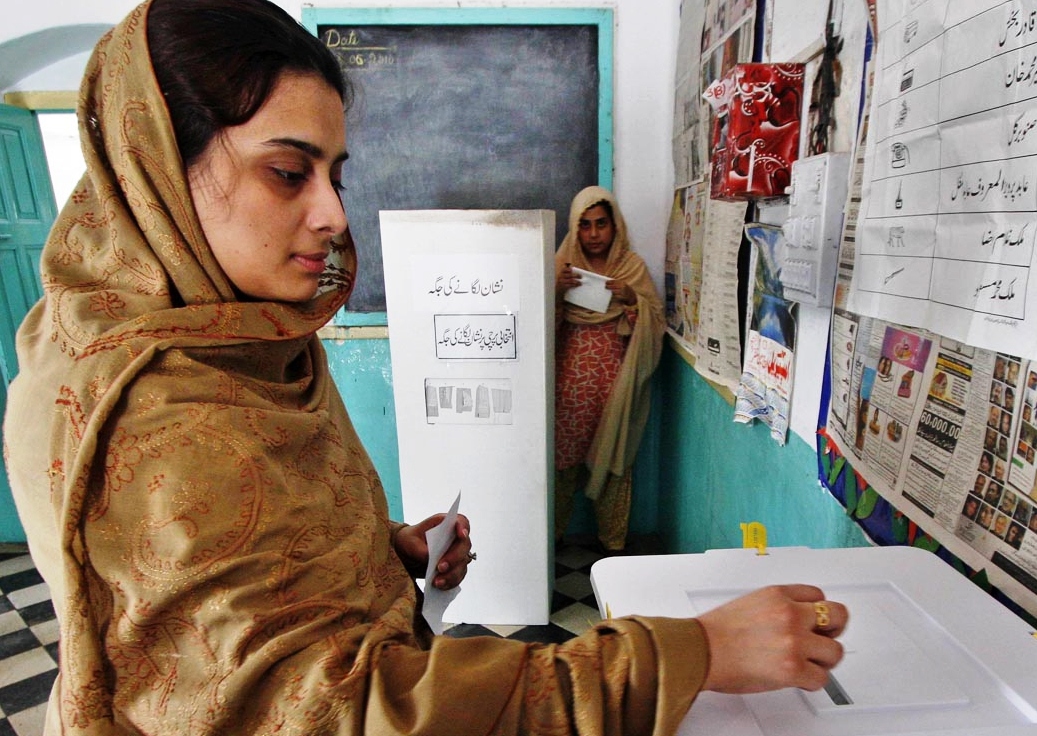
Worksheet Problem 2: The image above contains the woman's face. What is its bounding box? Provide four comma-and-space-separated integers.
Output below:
577, 204, 616, 260
189, 72, 348, 302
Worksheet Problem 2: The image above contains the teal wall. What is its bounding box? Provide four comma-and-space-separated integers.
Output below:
328, 335, 870, 554
656, 344, 870, 552
325, 336, 403, 520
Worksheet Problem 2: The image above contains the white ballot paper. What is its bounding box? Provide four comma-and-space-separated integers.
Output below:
564, 267, 611, 313
421, 491, 462, 634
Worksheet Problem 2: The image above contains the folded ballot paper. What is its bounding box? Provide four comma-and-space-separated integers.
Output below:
563, 267, 611, 313
421, 492, 462, 634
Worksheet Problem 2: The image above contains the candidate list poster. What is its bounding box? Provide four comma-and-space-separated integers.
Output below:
849, 0, 1037, 361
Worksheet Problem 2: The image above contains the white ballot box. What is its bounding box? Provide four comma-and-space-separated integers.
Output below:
591, 546, 1037, 736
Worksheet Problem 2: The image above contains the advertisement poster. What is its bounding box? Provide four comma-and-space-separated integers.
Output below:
735, 224, 798, 444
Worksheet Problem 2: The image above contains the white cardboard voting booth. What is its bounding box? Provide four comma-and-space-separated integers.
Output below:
381, 209, 555, 625
591, 545, 1037, 736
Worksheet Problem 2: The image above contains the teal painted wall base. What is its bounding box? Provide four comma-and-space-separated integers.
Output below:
325, 337, 403, 520
656, 344, 870, 553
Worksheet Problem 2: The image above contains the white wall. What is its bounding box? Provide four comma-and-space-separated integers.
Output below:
3, 0, 682, 294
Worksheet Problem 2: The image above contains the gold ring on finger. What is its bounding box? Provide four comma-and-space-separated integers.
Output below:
814, 601, 831, 629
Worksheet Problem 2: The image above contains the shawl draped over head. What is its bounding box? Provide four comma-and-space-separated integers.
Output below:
554, 186, 665, 499
3, 4, 707, 734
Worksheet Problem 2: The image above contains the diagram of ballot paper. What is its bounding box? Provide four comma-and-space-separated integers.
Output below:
590, 546, 1037, 736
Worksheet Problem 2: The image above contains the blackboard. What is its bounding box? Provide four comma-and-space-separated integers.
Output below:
303, 8, 614, 314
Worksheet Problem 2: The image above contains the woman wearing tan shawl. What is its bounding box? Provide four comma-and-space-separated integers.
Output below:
555, 187, 666, 552
3, 1, 848, 734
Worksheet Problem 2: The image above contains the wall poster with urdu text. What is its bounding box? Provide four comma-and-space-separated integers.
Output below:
849, 0, 1037, 359
827, 0, 1037, 618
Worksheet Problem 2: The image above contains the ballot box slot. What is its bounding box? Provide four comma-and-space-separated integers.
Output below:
823, 674, 853, 706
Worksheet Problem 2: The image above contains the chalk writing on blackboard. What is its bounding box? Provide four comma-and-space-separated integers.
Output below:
321, 28, 396, 68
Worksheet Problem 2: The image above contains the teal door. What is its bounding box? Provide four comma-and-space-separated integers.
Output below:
0, 104, 56, 542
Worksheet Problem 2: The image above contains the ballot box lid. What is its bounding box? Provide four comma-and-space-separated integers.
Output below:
590, 545, 1037, 736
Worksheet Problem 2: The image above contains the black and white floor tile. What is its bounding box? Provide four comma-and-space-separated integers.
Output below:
445, 537, 605, 643
0, 535, 658, 735
444, 534, 662, 643
0, 549, 60, 736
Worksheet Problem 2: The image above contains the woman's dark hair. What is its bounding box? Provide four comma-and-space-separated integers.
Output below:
589, 199, 615, 223
147, 0, 352, 167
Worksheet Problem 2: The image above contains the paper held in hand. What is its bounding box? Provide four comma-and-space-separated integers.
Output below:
421, 491, 462, 634
563, 267, 611, 313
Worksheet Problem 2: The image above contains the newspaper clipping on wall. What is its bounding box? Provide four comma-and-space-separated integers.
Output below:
666, 0, 756, 390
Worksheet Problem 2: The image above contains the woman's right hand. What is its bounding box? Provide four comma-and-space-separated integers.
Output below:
697, 584, 848, 694
557, 263, 582, 292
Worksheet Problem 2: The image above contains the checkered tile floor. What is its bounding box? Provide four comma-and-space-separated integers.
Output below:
0, 536, 658, 735
445, 536, 609, 643
0, 551, 60, 736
